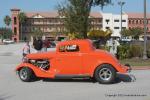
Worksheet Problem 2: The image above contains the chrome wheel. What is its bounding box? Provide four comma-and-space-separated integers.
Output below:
99, 68, 112, 81
20, 68, 28, 80
19, 67, 34, 82
94, 64, 116, 84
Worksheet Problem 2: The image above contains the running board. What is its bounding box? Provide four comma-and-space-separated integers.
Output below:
55, 74, 90, 79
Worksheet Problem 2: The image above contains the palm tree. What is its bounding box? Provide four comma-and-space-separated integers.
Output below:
2, 15, 11, 42
18, 12, 27, 40
4, 15, 11, 28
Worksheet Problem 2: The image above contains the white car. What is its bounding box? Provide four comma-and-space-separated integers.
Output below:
3, 39, 14, 44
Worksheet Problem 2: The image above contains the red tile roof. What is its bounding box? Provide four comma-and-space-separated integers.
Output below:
126, 12, 150, 18
25, 11, 58, 18
25, 11, 102, 18
90, 12, 102, 18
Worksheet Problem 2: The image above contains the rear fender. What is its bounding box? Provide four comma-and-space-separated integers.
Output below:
16, 63, 55, 78
90, 61, 128, 77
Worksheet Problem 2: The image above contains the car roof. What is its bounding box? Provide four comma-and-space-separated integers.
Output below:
57, 39, 95, 52
58, 39, 92, 45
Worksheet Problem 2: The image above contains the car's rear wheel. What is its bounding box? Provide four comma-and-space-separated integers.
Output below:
94, 64, 116, 84
19, 67, 35, 82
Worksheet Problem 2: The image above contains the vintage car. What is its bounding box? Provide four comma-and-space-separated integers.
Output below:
16, 39, 131, 84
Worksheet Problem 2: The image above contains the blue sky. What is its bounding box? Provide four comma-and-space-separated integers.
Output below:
0, 0, 150, 27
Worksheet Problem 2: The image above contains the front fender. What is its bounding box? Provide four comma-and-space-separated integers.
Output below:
15, 63, 55, 78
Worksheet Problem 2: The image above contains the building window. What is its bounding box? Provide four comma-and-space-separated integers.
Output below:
143, 20, 144, 24
129, 20, 131, 24
99, 19, 102, 23
147, 20, 149, 24
14, 17, 17, 25
105, 19, 110, 24
114, 27, 119, 29
140, 20, 142, 24
49, 27, 51, 30
136, 20, 139, 24
31, 27, 35, 31
49, 19, 52, 23
122, 27, 126, 30
114, 19, 119, 22
55, 19, 58, 23
106, 27, 110, 30
129, 27, 131, 30
14, 27, 17, 34
122, 20, 126, 22
38, 19, 41, 23
24, 27, 27, 32
132, 20, 135, 24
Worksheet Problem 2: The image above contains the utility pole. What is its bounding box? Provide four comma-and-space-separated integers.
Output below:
143, 0, 148, 59
118, 1, 125, 39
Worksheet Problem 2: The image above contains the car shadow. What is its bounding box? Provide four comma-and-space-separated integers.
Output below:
42, 78, 96, 83
115, 73, 136, 83
32, 73, 136, 84
41, 74, 136, 84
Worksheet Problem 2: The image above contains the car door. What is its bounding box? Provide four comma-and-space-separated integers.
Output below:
55, 44, 83, 75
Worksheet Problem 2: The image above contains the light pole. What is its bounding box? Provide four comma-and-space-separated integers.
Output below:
118, 1, 125, 39
143, 0, 148, 59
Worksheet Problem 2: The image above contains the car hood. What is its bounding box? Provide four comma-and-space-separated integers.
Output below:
26, 51, 56, 59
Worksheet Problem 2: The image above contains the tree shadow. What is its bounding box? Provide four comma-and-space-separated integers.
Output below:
0, 94, 14, 100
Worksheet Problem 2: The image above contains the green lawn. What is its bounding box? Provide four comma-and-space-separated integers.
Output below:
120, 58, 150, 67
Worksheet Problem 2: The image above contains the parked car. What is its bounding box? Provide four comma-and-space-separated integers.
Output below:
3, 39, 14, 44
16, 39, 131, 84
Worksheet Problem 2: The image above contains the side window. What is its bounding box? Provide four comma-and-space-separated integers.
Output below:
59, 44, 79, 52
66, 45, 79, 52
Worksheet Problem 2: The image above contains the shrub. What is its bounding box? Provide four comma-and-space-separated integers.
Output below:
129, 45, 143, 58
147, 44, 150, 58
147, 50, 150, 58
117, 45, 130, 60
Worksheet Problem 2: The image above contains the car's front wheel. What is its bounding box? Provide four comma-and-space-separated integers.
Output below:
19, 67, 35, 82
94, 64, 116, 84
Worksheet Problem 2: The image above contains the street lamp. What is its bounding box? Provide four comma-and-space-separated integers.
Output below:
143, 0, 148, 59
118, 1, 125, 39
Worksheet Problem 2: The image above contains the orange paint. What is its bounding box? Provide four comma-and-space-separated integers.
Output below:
16, 39, 129, 78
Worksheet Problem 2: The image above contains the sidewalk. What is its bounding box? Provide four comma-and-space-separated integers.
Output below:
132, 66, 150, 70
0, 42, 56, 56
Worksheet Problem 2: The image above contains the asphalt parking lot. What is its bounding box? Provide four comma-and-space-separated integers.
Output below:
0, 43, 150, 100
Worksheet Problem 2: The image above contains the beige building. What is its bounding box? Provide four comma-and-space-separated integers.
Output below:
11, 8, 102, 42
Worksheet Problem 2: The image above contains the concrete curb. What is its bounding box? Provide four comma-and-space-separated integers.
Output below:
132, 66, 150, 70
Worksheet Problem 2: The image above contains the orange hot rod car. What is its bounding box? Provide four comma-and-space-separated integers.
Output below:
16, 39, 131, 84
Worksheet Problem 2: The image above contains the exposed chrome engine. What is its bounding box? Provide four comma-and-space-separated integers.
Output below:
29, 59, 50, 70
